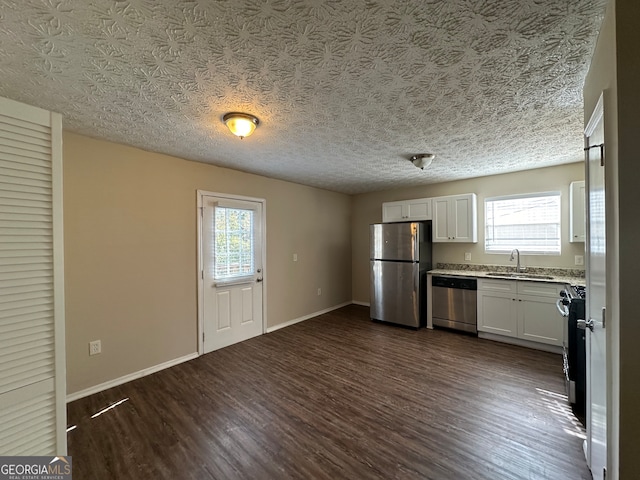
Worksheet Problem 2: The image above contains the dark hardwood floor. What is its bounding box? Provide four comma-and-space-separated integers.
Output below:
67, 305, 590, 479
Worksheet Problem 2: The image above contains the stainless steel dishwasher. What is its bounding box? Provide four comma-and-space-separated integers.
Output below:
432, 276, 477, 333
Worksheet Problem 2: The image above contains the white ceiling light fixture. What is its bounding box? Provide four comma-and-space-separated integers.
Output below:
223, 112, 260, 139
410, 153, 435, 170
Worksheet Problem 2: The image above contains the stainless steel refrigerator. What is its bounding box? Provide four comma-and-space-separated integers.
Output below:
369, 222, 432, 328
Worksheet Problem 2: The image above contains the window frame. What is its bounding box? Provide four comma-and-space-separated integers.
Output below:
213, 205, 256, 281
484, 191, 562, 256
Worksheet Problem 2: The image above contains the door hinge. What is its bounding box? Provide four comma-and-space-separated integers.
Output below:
602, 306, 606, 329
202, 332, 205, 342
603, 467, 607, 479
201, 269, 204, 280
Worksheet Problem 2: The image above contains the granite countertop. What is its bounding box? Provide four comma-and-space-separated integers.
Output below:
428, 263, 586, 286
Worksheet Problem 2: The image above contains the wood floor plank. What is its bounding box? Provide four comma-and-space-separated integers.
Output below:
67, 305, 591, 479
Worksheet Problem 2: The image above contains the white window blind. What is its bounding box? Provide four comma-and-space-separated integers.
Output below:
213, 207, 254, 280
485, 192, 561, 255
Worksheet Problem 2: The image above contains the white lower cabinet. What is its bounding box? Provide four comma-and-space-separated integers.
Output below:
477, 279, 518, 337
477, 279, 565, 347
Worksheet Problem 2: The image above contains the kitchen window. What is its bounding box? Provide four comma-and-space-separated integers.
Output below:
485, 192, 561, 255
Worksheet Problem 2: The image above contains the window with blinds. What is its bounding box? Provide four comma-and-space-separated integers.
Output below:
0, 97, 64, 455
485, 192, 561, 255
213, 206, 254, 280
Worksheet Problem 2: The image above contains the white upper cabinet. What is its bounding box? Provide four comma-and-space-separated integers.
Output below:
432, 193, 477, 243
570, 180, 586, 243
382, 197, 432, 222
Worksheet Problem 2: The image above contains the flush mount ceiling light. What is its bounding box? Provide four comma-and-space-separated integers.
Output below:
410, 153, 435, 170
222, 112, 260, 139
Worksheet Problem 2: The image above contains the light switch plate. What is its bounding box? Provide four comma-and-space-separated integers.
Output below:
575, 255, 584, 266
464, 252, 472, 261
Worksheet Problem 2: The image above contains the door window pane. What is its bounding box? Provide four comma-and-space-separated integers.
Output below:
213, 207, 254, 279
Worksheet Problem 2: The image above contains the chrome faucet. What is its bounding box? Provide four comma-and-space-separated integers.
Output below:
509, 248, 524, 273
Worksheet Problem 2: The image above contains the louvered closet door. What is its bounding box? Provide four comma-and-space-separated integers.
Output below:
0, 97, 65, 455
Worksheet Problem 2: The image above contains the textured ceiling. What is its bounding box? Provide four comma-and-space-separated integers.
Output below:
0, 0, 607, 194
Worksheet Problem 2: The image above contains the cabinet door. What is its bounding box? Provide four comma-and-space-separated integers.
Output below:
477, 291, 518, 337
406, 198, 432, 220
518, 294, 564, 346
570, 181, 586, 242
432, 194, 477, 243
383, 198, 432, 223
450, 194, 477, 243
517, 281, 563, 298
382, 201, 405, 222
432, 198, 451, 242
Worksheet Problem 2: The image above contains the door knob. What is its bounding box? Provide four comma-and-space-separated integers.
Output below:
577, 318, 594, 331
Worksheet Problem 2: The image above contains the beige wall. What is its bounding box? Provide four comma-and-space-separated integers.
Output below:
585, 1, 640, 477
63, 132, 352, 395
351, 163, 586, 303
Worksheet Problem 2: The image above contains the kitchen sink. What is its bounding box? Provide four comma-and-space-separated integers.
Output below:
486, 272, 555, 280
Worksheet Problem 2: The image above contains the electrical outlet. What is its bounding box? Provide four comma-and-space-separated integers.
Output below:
575, 255, 584, 266
464, 252, 472, 261
317, 288, 321, 296
89, 340, 101, 356
293, 253, 298, 262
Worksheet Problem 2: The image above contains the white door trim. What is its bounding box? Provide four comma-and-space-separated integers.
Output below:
585, 93, 604, 138
196, 190, 267, 355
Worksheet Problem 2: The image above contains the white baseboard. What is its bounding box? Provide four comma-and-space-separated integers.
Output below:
477, 332, 562, 354
266, 301, 352, 333
66, 351, 199, 403
352, 300, 370, 307
69, 302, 364, 401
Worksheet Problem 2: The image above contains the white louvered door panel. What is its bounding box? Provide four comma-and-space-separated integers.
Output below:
0, 97, 65, 455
